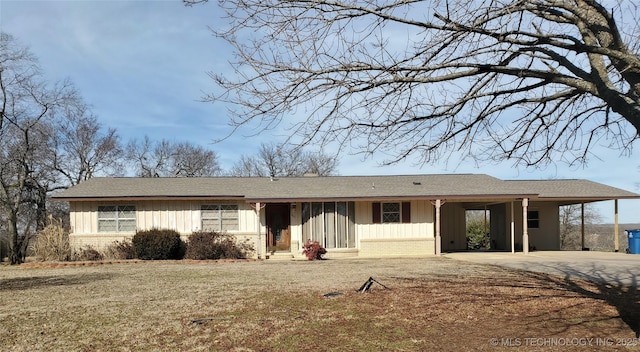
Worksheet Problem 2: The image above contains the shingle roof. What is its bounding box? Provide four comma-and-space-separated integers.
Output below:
503, 179, 638, 199
52, 174, 639, 202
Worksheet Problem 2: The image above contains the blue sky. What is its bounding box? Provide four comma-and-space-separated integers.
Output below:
2, 0, 639, 223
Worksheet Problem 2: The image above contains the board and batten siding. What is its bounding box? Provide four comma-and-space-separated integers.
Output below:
356, 200, 435, 257
68, 200, 261, 250
515, 201, 560, 251
440, 203, 467, 251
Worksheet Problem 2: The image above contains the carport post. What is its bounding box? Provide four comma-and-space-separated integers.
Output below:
435, 199, 442, 256
522, 198, 529, 255
581, 202, 585, 250
510, 202, 515, 253
615, 199, 619, 252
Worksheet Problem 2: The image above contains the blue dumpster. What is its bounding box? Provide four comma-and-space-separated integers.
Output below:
627, 230, 640, 254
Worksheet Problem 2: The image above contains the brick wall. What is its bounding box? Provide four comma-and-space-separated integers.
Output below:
359, 238, 435, 257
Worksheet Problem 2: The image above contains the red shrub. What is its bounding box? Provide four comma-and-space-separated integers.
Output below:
302, 240, 327, 260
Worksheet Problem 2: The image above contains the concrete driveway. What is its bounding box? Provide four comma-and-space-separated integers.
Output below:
445, 251, 640, 287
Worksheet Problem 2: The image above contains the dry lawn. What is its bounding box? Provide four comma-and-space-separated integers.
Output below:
1, 257, 640, 351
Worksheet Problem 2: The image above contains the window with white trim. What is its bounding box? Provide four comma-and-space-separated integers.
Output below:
201, 204, 239, 231
98, 205, 136, 232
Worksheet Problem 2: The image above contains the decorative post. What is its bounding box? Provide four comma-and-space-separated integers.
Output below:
581, 202, 585, 250
522, 198, 529, 255
434, 199, 442, 256
256, 202, 262, 259
510, 201, 515, 254
614, 199, 619, 252
251, 202, 266, 259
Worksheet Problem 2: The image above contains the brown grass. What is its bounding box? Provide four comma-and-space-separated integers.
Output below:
1, 257, 639, 351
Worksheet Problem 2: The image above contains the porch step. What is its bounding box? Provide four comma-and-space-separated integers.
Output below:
266, 252, 295, 260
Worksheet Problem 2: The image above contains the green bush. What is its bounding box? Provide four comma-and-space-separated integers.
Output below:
132, 228, 185, 260
466, 219, 490, 250
185, 231, 253, 260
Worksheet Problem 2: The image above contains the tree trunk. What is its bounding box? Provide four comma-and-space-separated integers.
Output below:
8, 211, 23, 265
35, 186, 47, 232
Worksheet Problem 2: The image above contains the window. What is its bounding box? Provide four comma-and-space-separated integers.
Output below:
302, 202, 355, 249
382, 203, 401, 223
527, 210, 540, 229
372, 202, 411, 224
98, 205, 136, 232
201, 204, 239, 231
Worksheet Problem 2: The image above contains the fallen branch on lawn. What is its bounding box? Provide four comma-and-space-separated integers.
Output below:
190, 316, 234, 324
357, 277, 390, 293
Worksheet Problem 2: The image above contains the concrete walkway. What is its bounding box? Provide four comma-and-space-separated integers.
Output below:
445, 251, 640, 287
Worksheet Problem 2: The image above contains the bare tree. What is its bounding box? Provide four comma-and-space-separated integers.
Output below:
229, 155, 266, 177
0, 121, 52, 264
126, 136, 171, 177
229, 142, 338, 177
172, 142, 221, 177
0, 33, 121, 264
560, 203, 603, 249
0, 33, 78, 264
305, 151, 339, 177
189, 0, 640, 166
126, 136, 221, 177
51, 102, 123, 186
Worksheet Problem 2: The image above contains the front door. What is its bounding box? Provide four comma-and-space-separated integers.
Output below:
265, 203, 291, 252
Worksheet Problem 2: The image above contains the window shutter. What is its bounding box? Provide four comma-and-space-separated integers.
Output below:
372, 202, 381, 224
402, 202, 411, 223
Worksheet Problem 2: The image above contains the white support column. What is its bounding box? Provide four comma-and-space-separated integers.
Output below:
254, 202, 263, 259
614, 199, 619, 252
510, 201, 515, 253
581, 202, 585, 250
435, 199, 442, 256
522, 198, 529, 255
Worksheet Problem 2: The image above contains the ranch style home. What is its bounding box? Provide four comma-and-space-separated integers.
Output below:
52, 174, 639, 259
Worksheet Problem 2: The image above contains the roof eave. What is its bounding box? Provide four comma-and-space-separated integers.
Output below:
52, 195, 247, 202
538, 195, 640, 202
244, 194, 541, 203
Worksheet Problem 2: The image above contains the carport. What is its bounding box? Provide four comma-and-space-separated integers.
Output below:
437, 179, 640, 254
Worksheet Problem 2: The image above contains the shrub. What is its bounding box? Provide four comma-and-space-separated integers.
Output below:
132, 228, 185, 260
104, 240, 136, 260
185, 231, 254, 260
302, 240, 327, 260
466, 218, 490, 250
73, 246, 104, 261
32, 216, 71, 262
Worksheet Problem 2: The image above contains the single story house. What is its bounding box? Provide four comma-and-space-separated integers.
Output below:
52, 174, 639, 259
